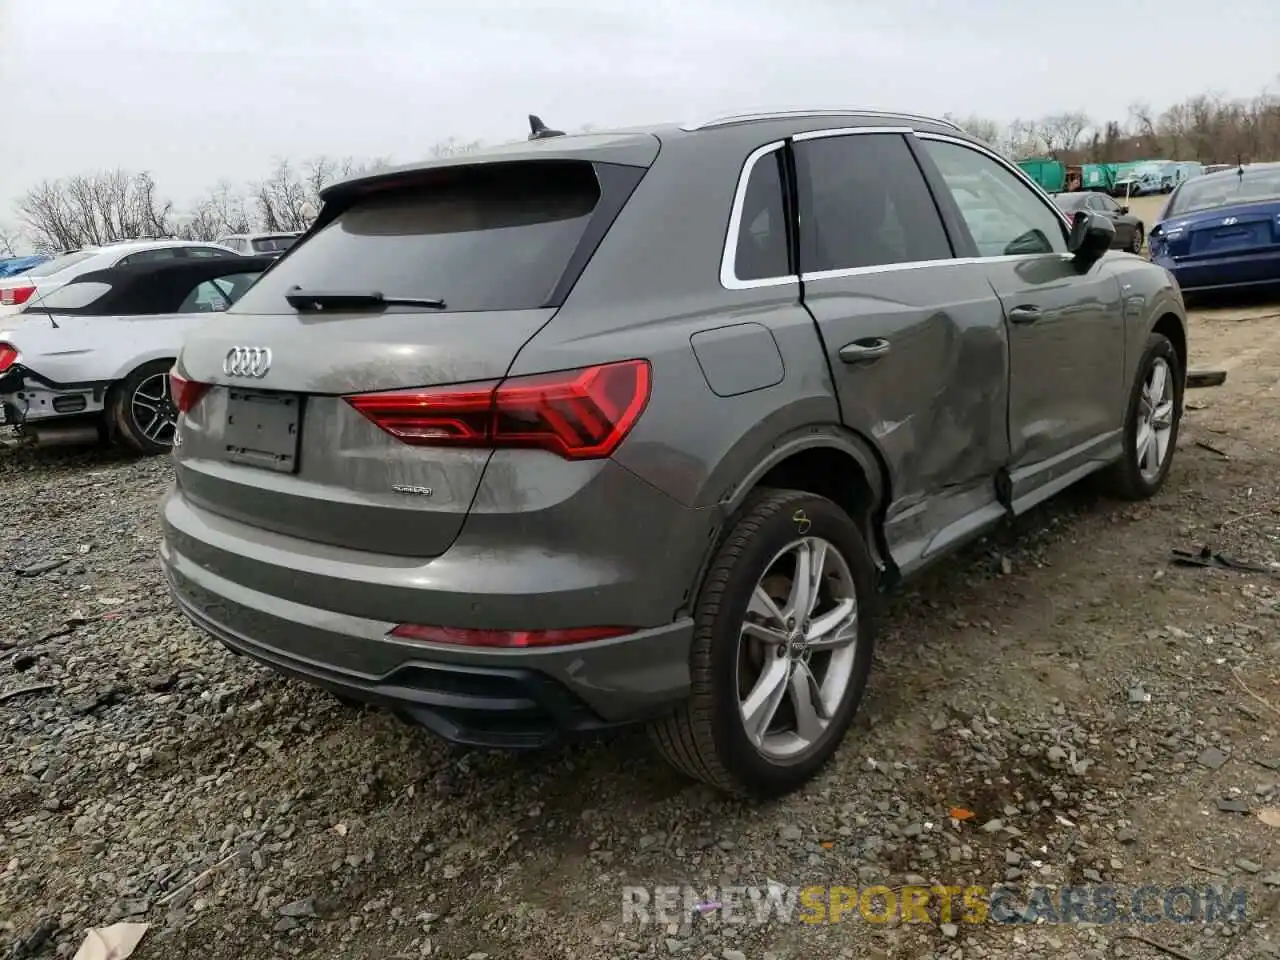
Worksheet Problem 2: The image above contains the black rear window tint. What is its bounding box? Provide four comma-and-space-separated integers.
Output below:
233, 162, 602, 314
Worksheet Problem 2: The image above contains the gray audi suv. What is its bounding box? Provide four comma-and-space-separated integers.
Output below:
161, 109, 1187, 797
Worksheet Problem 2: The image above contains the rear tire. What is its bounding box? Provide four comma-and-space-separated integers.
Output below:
108, 359, 179, 456
648, 489, 878, 797
1100, 332, 1182, 500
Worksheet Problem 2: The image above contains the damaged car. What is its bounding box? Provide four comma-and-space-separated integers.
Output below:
160, 111, 1188, 797
0, 256, 272, 452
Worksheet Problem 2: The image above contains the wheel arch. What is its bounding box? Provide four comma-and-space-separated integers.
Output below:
681, 427, 895, 615
107, 350, 179, 384
1151, 312, 1187, 383
103, 355, 177, 445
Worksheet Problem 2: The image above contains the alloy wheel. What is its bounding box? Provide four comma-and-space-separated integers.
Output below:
1137, 357, 1175, 482
131, 372, 178, 447
736, 536, 859, 759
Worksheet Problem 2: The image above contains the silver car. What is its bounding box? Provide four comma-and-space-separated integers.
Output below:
161, 110, 1188, 796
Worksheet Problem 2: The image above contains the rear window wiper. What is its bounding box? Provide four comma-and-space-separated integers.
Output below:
284, 287, 447, 311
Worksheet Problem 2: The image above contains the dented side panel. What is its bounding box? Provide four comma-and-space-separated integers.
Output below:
800, 263, 1010, 572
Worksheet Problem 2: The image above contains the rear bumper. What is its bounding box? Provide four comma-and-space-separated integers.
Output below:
0, 365, 107, 424
160, 488, 700, 747
1158, 249, 1280, 292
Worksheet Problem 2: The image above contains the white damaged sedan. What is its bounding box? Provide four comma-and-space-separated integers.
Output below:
0, 256, 272, 453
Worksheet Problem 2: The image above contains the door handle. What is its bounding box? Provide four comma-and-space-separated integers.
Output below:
1008, 305, 1043, 324
838, 338, 891, 363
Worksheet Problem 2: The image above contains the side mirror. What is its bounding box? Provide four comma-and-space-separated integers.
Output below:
1067, 211, 1115, 264
1118, 205, 1129, 215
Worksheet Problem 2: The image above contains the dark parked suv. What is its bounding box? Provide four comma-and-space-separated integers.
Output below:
162, 109, 1188, 797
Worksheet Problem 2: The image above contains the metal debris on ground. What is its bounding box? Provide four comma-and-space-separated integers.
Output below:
1171, 546, 1277, 575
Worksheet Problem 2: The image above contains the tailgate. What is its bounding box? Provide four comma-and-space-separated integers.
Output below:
172, 155, 647, 559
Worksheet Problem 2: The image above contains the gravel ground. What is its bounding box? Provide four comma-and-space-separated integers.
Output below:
3, 300, 1280, 960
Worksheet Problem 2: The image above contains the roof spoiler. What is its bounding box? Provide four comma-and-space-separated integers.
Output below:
528, 114, 566, 141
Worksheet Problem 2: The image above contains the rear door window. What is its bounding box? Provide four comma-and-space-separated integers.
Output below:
793, 133, 953, 273
233, 161, 605, 314
178, 273, 262, 313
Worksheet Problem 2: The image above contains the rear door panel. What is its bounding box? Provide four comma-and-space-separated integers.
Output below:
791, 130, 1010, 574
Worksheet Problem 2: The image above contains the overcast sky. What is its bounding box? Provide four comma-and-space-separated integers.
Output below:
2, 0, 1277, 215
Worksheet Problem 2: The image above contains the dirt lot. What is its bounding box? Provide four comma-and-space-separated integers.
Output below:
3, 293, 1280, 960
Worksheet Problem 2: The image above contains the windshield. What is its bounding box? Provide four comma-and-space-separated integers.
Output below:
233, 161, 602, 314
1166, 166, 1280, 217
22, 250, 96, 278
252, 236, 298, 253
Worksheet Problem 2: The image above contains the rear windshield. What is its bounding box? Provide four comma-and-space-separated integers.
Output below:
1052, 193, 1089, 210
27, 281, 112, 312
252, 236, 298, 253
23, 250, 96, 278
1166, 166, 1280, 217
232, 162, 602, 314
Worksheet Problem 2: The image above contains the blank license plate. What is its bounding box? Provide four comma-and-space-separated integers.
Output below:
224, 389, 301, 473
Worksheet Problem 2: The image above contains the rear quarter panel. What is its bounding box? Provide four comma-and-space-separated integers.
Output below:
507, 126, 846, 511
2, 313, 217, 384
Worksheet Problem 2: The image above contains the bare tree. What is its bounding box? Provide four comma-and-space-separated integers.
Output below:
0, 226, 19, 258
16, 170, 172, 252
1040, 111, 1091, 155
946, 114, 1002, 147
253, 159, 312, 232
997, 119, 1046, 159
428, 138, 484, 159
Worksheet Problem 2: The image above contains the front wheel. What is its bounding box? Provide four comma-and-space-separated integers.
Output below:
648, 489, 877, 797
108, 358, 179, 455
1130, 224, 1145, 255
1099, 332, 1182, 500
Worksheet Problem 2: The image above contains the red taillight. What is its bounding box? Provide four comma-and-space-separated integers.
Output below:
388, 623, 633, 648
0, 343, 17, 373
345, 359, 652, 460
170, 368, 210, 414
1, 285, 35, 307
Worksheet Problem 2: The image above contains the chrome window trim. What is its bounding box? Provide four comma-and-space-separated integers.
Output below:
912, 131, 1075, 236
719, 126, 1076, 290
722, 127, 917, 290
799, 252, 1070, 284
720, 140, 796, 291
792, 126, 913, 141
684, 109, 961, 133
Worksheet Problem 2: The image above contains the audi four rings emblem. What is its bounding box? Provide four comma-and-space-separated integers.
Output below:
223, 346, 272, 378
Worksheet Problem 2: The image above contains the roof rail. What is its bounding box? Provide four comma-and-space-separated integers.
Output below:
680, 109, 962, 133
